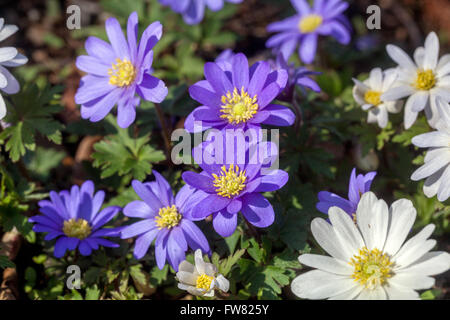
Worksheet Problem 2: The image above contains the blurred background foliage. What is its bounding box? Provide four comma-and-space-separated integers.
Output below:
0, 0, 448, 300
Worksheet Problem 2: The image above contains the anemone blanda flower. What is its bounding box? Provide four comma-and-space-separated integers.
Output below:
159, 0, 243, 25
316, 168, 377, 221
271, 53, 321, 102
75, 12, 168, 129
266, 0, 351, 64
352, 68, 403, 128
182, 132, 288, 237
29, 181, 122, 258
381, 32, 450, 129
185, 52, 295, 133
176, 249, 229, 297
121, 171, 210, 271
410, 97, 450, 202
0, 18, 28, 120
292, 192, 450, 300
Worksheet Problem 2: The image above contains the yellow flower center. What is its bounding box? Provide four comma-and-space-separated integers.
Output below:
364, 90, 382, 106
63, 218, 92, 240
299, 14, 323, 33
155, 205, 182, 230
220, 87, 259, 124
108, 58, 136, 87
349, 247, 393, 290
414, 69, 436, 91
212, 164, 247, 199
196, 274, 214, 291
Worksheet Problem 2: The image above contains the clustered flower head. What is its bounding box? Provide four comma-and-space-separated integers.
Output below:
75, 12, 168, 128
293, 192, 450, 300
120, 171, 210, 271
0, 17, 28, 120
159, 0, 243, 25
352, 68, 403, 128
317, 167, 377, 221
410, 98, 450, 202
185, 52, 295, 133
380, 31, 450, 129
29, 181, 122, 257
266, 0, 351, 64
176, 249, 229, 297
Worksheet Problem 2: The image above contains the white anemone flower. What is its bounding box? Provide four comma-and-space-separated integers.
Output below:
176, 249, 229, 297
291, 192, 450, 300
0, 17, 28, 120
353, 68, 403, 128
381, 31, 450, 129
411, 97, 450, 202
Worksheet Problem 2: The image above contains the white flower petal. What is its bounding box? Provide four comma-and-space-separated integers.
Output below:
311, 218, 352, 261
0, 71, 6, 88
0, 24, 18, 42
291, 270, 355, 300
327, 285, 363, 300
389, 272, 435, 290
369, 68, 383, 91
0, 94, 5, 120
0, 65, 20, 94
437, 165, 450, 201
399, 251, 450, 276
377, 106, 388, 128
411, 152, 450, 181
356, 192, 389, 251
194, 249, 206, 275
403, 94, 420, 129
437, 53, 450, 71
352, 78, 370, 92
352, 85, 366, 105
384, 284, 420, 300
0, 53, 28, 67
205, 262, 218, 277
215, 274, 229, 292
0, 47, 18, 63
176, 271, 197, 286
423, 32, 439, 70
386, 44, 416, 70
355, 285, 387, 300
298, 254, 352, 275
437, 60, 450, 78
413, 47, 425, 68
430, 87, 450, 102
423, 166, 446, 198
381, 85, 414, 102
410, 91, 429, 112
424, 98, 440, 129
382, 69, 399, 92
383, 199, 416, 256
411, 131, 450, 148
178, 260, 195, 273
393, 224, 435, 268
328, 206, 365, 255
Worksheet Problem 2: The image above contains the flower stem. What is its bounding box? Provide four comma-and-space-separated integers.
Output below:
154, 103, 172, 162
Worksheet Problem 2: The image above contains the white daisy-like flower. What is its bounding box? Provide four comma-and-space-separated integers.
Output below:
291, 192, 450, 300
411, 97, 450, 202
353, 68, 403, 128
381, 31, 450, 129
0, 17, 28, 120
176, 249, 229, 297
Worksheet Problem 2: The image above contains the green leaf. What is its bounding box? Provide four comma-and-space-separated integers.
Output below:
92, 116, 165, 181
0, 83, 64, 162
0, 255, 15, 269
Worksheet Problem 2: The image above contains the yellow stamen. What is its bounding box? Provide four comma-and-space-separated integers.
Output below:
299, 14, 323, 33
414, 69, 436, 91
349, 247, 393, 289
220, 87, 258, 124
212, 164, 247, 199
63, 218, 92, 240
196, 274, 214, 291
364, 90, 382, 106
108, 58, 136, 87
155, 205, 182, 230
